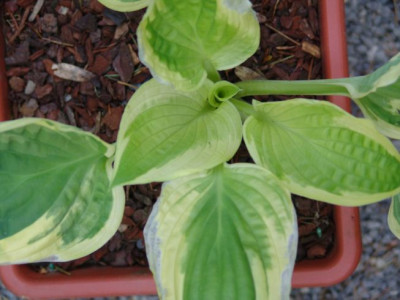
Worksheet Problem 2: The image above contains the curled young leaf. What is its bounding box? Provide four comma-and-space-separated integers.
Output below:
98, 0, 150, 12
144, 163, 297, 300
388, 194, 400, 239
244, 99, 400, 205
138, 0, 259, 90
208, 80, 241, 108
113, 79, 242, 186
0, 119, 124, 264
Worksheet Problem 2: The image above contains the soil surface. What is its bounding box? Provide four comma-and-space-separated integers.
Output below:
3, 0, 333, 273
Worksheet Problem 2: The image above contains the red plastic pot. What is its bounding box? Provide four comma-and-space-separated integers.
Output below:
0, 0, 361, 298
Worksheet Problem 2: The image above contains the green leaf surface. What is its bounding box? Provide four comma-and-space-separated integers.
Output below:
144, 163, 297, 300
137, 0, 260, 90
113, 79, 242, 186
98, 0, 150, 12
388, 194, 400, 239
0, 118, 124, 264
243, 99, 400, 205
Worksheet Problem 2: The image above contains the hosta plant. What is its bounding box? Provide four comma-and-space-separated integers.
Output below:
1, 1, 400, 299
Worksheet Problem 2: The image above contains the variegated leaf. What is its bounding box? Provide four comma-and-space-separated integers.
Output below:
112, 79, 242, 186
98, 0, 150, 12
0, 118, 124, 264
349, 53, 400, 139
137, 0, 260, 90
243, 99, 400, 205
388, 194, 400, 239
145, 163, 297, 300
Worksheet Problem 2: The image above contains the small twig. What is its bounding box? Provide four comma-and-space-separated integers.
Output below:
5, 12, 20, 31
264, 23, 300, 46
93, 43, 118, 54
54, 265, 71, 276
128, 43, 140, 65
29, 0, 45, 22
41, 37, 75, 47
105, 75, 139, 90
272, 0, 281, 17
275, 46, 296, 51
116, 80, 139, 90
261, 55, 295, 70
308, 57, 314, 80
9, 6, 32, 44
394, 0, 399, 24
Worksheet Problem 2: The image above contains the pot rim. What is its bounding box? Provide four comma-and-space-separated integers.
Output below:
0, 0, 362, 298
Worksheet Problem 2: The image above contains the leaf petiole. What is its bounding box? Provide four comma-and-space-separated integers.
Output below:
235, 77, 360, 98
230, 98, 255, 121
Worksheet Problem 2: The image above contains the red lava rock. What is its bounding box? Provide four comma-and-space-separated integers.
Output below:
41, 14, 58, 34
60, 25, 75, 45
86, 96, 99, 112
9, 76, 25, 92
122, 216, 136, 227
109, 250, 127, 267
88, 54, 111, 75
124, 206, 135, 217
133, 209, 148, 225
89, 0, 105, 13
70, 255, 91, 267
5, 40, 30, 66
91, 245, 109, 262
307, 244, 327, 259
74, 13, 97, 32
280, 15, 293, 29
114, 82, 126, 101
71, 105, 94, 127
299, 19, 315, 39
298, 222, 317, 236
35, 83, 53, 99
6, 67, 30, 77
59, 0, 72, 8
124, 226, 141, 241
108, 234, 122, 252
79, 81, 95, 96
113, 43, 134, 82
46, 109, 60, 121
101, 26, 115, 41
42, 58, 57, 77
5, 0, 18, 14
19, 98, 39, 117
102, 106, 124, 131
16, 0, 35, 7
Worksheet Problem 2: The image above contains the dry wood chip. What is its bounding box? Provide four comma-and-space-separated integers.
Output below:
301, 41, 321, 58
16, 0, 35, 8
19, 98, 38, 117
29, 0, 44, 22
35, 83, 53, 99
113, 43, 134, 82
114, 23, 130, 40
234, 66, 264, 81
9, 76, 25, 92
5, 40, 30, 65
52, 63, 95, 82
6, 67, 30, 77
102, 106, 124, 131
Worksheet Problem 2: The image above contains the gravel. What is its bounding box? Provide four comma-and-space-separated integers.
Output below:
1, 0, 400, 299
